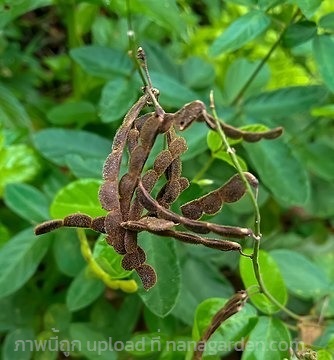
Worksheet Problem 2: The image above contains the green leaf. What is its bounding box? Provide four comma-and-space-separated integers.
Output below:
257, 0, 282, 11
0, 228, 51, 299
2, 328, 35, 360
52, 229, 85, 277
47, 101, 96, 125
0, 84, 32, 129
311, 104, 334, 117
93, 236, 133, 279
172, 257, 234, 325
271, 249, 331, 299
243, 139, 310, 206
319, 12, 334, 32
43, 303, 71, 332
305, 177, 334, 217
99, 78, 139, 123
242, 316, 291, 359
150, 72, 199, 108
127, 331, 168, 356
283, 21, 317, 48
244, 86, 328, 117
240, 249, 288, 314
4, 183, 49, 223
50, 179, 106, 219
0, 143, 40, 196
193, 298, 257, 357
70, 45, 132, 78
182, 57, 215, 90
313, 35, 334, 94
69, 323, 116, 359
33, 129, 110, 166
209, 11, 271, 56
224, 58, 270, 103
65, 155, 103, 179
66, 267, 105, 312
293, 0, 322, 18
138, 233, 181, 317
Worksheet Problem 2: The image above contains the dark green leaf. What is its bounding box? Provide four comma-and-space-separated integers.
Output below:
52, 229, 86, 277
65, 155, 103, 179
271, 249, 331, 299
305, 177, 334, 217
209, 11, 271, 56
2, 328, 35, 360
244, 86, 328, 117
33, 129, 110, 166
240, 249, 288, 314
99, 78, 139, 123
70, 45, 132, 78
243, 139, 310, 206
43, 303, 71, 332
66, 267, 105, 312
50, 179, 106, 218
182, 57, 215, 90
242, 316, 291, 359
313, 35, 334, 94
4, 183, 49, 223
47, 101, 96, 125
319, 12, 334, 32
138, 233, 181, 317
0, 228, 51, 299
283, 21, 317, 48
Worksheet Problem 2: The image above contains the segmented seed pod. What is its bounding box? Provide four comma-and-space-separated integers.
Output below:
34, 219, 63, 235
136, 264, 157, 290
121, 246, 146, 270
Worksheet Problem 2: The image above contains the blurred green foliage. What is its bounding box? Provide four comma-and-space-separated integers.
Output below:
0, 0, 334, 359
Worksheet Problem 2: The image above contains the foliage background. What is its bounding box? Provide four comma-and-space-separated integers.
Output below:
0, 0, 334, 359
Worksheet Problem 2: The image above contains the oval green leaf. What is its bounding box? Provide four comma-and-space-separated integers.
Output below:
138, 233, 181, 317
240, 249, 288, 314
270, 249, 331, 299
50, 179, 106, 219
209, 10, 271, 56
0, 228, 51, 299
243, 139, 310, 206
2, 328, 35, 360
47, 101, 96, 125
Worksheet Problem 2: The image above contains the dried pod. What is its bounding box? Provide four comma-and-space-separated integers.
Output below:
153, 150, 173, 176
91, 216, 106, 233
179, 177, 190, 192
142, 170, 159, 192
127, 128, 139, 153
139, 115, 161, 147
102, 153, 120, 181
122, 217, 176, 232
63, 213, 92, 228
121, 246, 146, 270
136, 264, 157, 290
220, 172, 258, 203
34, 219, 63, 235
169, 137, 188, 158
104, 211, 126, 254
180, 202, 202, 220
158, 179, 181, 207
98, 180, 119, 211
173, 100, 205, 131
129, 144, 147, 173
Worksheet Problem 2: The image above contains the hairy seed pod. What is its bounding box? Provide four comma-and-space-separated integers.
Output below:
180, 202, 203, 220
159, 179, 181, 205
34, 219, 63, 235
121, 246, 146, 270
98, 180, 119, 211
127, 128, 139, 153
179, 177, 190, 192
136, 264, 157, 290
102, 153, 120, 181
122, 217, 176, 232
91, 216, 106, 233
220, 172, 258, 203
263, 127, 283, 139
124, 230, 138, 253
173, 100, 205, 131
153, 150, 173, 176
169, 137, 188, 158
142, 170, 159, 192
63, 213, 92, 228
104, 211, 126, 254
140, 115, 161, 147
129, 145, 147, 173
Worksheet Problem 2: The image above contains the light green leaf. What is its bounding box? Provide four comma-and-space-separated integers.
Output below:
93, 237, 133, 279
311, 104, 334, 117
47, 101, 96, 125
240, 249, 288, 314
209, 11, 271, 56
65, 155, 103, 179
242, 317, 291, 359
43, 303, 72, 332
66, 267, 105, 312
69, 323, 116, 360
244, 86, 328, 117
70, 45, 132, 78
99, 78, 139, 123
313, 35, 334, 94
182, 57, 215, 90
138, 233, 181, 317
33, 129, 110, 166
243, 139, 310, 206
293, 0, 322, 18
52, 230, 85, 277
305, 177, 334, 217
0, 228, 51, 299
2, 328, 35, 360
4, 183, 49, 223
50, 179, 106, 219
271, 249, 331, 299
319, 12, 334, 32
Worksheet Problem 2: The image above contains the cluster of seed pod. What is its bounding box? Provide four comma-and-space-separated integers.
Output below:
35, 85, 283, 290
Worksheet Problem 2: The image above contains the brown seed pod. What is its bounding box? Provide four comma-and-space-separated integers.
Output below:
121, 246, 146, 270
34, 219, 63, 235
127, 128, 139, 153
98, 180, 119, 211
63, 213, 92, 228
91, 216, 106, 233
136, 264, 157, 290
124, 230, 138, 253
104, 211, 126, 254
122, 217, 176, 232
129, 144, 147, 173
153, 150, 173, 176
169, 137, 188, 158
173, 100, 205, 131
